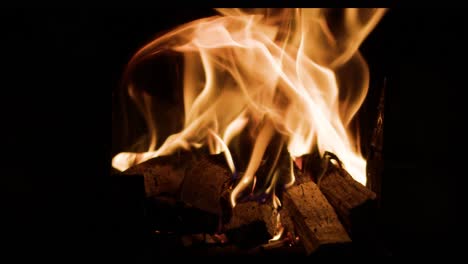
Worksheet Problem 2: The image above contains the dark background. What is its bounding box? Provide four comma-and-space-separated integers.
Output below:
1, 8, 464, 257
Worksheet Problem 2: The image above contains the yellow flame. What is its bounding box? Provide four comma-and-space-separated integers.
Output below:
284, 158, 296, 189
231, 119, 274, 206
208, 129, 236, 173
113, 8, 387, 206
269, 211, 284, 242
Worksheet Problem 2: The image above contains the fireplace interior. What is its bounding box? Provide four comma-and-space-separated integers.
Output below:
3, 7, 461, 259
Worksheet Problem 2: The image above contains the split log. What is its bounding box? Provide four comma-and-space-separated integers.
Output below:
221, 200, 275, 248
282, 180, 351, 255
116, 151, 233, 233
179, 154, 232, 216
295, 151, 322, 183
118, 151, 232, 216
120, 151, 193, 198
223, 200, 280, 237
221, 196, 301, 249
317, 152, 377, 238
224, 221, 271, 249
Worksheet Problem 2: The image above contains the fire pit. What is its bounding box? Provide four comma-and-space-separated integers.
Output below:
111, 8, 388, 256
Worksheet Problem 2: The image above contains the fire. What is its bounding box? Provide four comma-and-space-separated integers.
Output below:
113, 8, 387, 206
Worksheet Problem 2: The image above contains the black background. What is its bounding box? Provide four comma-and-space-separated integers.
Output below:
1, 8, 464, 258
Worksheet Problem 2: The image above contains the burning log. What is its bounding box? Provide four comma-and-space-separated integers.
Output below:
223, 201, 275, 235
119, 151, 192, 198
116, 151, 233, 234
113, 148, 377, 254
118, 151, 231, 216
179, 154, 231, 216
282, 180, 351, 255
316, 152, 377, 239
222, 200, 291, 240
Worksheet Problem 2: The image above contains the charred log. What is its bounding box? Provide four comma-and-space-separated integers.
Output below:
118, 151, 231, 216
179, 154, 231, 216
282, 180, 351, 255
223, 200, 293, 238
317, 152, 376, 236
316, 152, 378, 246
111, 148, 380, 255
146, 196, 220, 234
115, 151, 233, 233
119, 151, 193, 198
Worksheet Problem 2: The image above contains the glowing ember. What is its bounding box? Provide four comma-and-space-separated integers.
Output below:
113, 8, 387, 207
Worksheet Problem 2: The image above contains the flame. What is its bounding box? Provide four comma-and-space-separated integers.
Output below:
113, 8, 387, 206
269, 211, 284, 243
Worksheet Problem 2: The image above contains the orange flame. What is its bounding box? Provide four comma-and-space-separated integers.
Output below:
112, 8, 387, 206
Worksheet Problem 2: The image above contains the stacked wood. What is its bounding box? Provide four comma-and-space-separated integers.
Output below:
112, 148, 379, 255
119, 151, 231, 215
223, 200, 297, 245
116, 151, 231, 234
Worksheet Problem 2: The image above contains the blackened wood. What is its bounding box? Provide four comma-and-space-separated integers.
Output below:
282, 181, 351, 255
295, 147, 323, 182
225, 221, 271, 249
223, 201, 280, 237
179, 154, 232, 216
117, 151, 233, 232
279, 207, 295, 238
223, 201, 267, 231
120, 151, 194, 198
145, 196, 220, 234
317, 154, 377, 236
118, 151, 232, 216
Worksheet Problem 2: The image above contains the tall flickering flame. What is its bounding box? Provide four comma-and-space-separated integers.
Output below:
112, 8, 387, 206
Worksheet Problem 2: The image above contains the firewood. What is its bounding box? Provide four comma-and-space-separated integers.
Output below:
279, 207, 295, 237
282, 180, 351, 255
223, 200, 278, 237
317, 152, 377, 237
225, 220, 275, 249
118, 151, 232, 216
117, 151, 233, 234
296, 151, 322, 183
119, 151, 194, 198
179, 154, 232, 216
146, 196, 220, 234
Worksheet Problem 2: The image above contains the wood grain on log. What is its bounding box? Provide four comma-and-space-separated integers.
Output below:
224, 200, 279, 237
317, 155, 377, 235
118, 151, 232, 217
120, 152, 193, 198
282, 181, 351, 255
180, 154, 231, 216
